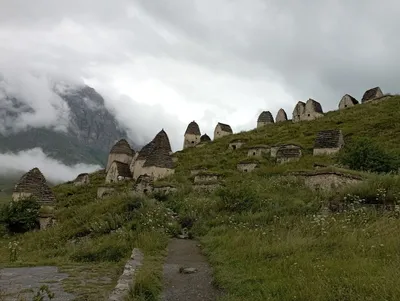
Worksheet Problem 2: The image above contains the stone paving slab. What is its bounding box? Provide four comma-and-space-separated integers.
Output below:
0, 266, 75, 301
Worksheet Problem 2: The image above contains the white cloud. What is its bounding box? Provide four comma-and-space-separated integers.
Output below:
1, 0, 400, 153
0, 148, 101, 183
0, 72, 70, 134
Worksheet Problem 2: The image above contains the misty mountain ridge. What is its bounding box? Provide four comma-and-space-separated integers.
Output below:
0, 77, 137, 167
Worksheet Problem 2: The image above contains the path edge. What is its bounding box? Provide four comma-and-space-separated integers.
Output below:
108, 248, 144, 301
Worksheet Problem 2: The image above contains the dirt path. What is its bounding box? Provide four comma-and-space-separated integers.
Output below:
160, 238, 220, 301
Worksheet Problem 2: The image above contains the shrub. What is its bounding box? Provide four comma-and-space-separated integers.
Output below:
0, 198, 41, 233
338, 137, 398, 173
216, 182, 259, 212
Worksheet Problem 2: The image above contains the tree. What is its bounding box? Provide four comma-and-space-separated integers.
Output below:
0, 198, 41, 233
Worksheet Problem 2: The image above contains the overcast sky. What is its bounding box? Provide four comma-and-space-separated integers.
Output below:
1, 0, 400, 179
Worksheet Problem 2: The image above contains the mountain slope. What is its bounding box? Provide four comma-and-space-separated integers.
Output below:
1, 96, 400, 300
0, 82, 136, 166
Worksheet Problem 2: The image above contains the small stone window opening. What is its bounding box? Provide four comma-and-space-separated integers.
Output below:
308, 114, 310, 117
232, 145, 236, 150
144, 189, 148, 194
345, 105, 347, 108
191, 141, 195, 144
253, 152, 256, 156
244, 169, 248, 172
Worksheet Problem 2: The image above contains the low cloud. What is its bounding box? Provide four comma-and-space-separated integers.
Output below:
0, 148, 101, 184
0, 72, 71, 135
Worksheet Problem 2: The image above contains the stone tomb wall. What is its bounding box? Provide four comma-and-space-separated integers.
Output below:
299, 172, 362, 191
237, 162, 258, 172
247, 147, 270, 158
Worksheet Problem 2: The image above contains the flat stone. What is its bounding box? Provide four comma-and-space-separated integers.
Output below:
180, 267, 198, 274
0, 266, 75, 301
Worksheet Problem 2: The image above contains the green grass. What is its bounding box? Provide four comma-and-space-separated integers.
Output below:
165, 97, 400, 300
0, 171, 175, 300
1, 97, 400, 300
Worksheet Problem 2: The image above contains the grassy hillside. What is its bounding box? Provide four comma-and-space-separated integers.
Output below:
165, 96, 400, 301
1, 97, 400, 300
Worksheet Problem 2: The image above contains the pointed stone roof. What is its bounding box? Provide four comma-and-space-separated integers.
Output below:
200, 134, 211, 142
137, 140, 156, 161
314, 129, 343, 149
257, 111, 274, 123
276, 109, 288, 122
137, 129, 172, 160
143, 146, 174, 169
153, 129, 172, 153
216, 122, 233, 133
362, 87, 383, 103
306, 98, 323, 113
293, 101, 306, 114
341, 94, 358, 105
111, 161, 132, 178
110, 139, 134, 155
185, 121, 201, 135
13, 168, 56, 205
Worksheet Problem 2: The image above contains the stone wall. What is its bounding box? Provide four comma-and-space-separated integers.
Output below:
140, 166, 175, 180
276, 156, 301, 164
184, 133, 201, 149
229, 141, 245, 150
313, 147, 342, 156
106, 161, 131, 183
153, 186, 177, 195
97, 187, 116, 198
214, 123, 232, 139
12, 192, 33, 202
247, 147, 270, 158
300, 172, 362, 191
106, 153, 132, 172
237, 163, 258, 172
74, 173, 90, 186
131, 159, 146, 180
193, 183, 221, 192
339, 94, 358, 110
194, 174, 221, 184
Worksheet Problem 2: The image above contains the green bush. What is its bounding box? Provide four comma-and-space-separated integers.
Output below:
0, 198, 41, 233
338, 137, 399, 173
216, 182, 259, 212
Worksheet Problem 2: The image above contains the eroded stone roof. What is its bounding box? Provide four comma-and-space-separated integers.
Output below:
342, 94, 358, 105
314, 129, 343, 149
362, 87, 382, 102
75, 173, 89, 181
185, 121, 201, 135
276, 109, 288, 122
153, 129, 172, 153
137, 129, 172, 160
200, 134, 211, 142
306, 99, 323, 113
217, 122, 233, 133
13, 168, 56, 205
143, 146, 174, 169
110, 139, 134, 155
257, 111, 274, 123
293, 101, 306, 115
111, 161, 132, 178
